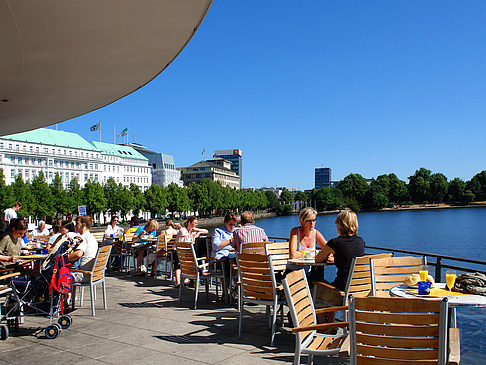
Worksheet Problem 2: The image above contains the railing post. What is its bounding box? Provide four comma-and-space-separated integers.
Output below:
435, 257, 442, 281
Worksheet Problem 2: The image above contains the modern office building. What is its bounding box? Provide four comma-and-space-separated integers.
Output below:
213, 149, 242, 187
178, 158, 240, 189
0, 128, 151, 191
127, 143, 183, 187
315, 167, 331, 189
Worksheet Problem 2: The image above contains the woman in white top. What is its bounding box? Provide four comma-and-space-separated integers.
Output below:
104, 216, 124, 243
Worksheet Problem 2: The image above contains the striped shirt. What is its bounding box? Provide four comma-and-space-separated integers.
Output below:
232, 224, 268, 252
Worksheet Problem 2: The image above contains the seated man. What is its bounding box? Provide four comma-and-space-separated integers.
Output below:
32, 220, 50, 236
68, 215, 98, 283
232, 211, 268, 252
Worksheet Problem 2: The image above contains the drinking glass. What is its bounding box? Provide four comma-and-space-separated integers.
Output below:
446, 270, 456, 296
419, 265, 429, 281
300, 249, 307, 259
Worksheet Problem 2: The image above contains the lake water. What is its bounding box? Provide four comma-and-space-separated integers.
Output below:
252, 207, 486, 363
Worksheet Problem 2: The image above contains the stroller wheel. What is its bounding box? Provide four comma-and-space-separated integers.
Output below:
0, 325, 9, 340
45, 324, 61, 339
58, 315, 72, 329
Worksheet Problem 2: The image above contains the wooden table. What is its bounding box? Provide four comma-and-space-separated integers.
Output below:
287, 258, 328, 266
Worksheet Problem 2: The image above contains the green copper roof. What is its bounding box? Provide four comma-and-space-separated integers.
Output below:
90, 141, 148, 161
1, 128, 98, 150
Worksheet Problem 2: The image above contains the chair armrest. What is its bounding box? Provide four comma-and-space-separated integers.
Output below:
315, 306, 348, 314
71, 269, 91, 275
292, 321, 349, 333
0, 272, 21, 280
198, 262, 210, 269
448, 328, 460, 365
197, 256, 209, 261
338, 335, 350, 357
313, 281, 344, 295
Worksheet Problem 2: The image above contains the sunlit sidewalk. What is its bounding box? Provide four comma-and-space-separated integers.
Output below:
0, 272, 320, 364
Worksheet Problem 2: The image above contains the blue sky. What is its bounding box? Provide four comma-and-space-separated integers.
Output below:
54, 1, 486, 190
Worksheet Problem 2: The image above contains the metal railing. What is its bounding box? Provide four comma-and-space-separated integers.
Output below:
268, 236, 486, 279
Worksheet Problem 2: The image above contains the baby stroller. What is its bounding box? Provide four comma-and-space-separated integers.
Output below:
0, 235, 82, 339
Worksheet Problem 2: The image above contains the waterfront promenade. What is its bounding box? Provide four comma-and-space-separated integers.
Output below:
0, 273, 309, 365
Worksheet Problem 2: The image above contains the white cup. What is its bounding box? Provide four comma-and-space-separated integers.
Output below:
304, 250, 315, 259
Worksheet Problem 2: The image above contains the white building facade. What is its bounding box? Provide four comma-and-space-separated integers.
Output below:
0, 128, 151, 191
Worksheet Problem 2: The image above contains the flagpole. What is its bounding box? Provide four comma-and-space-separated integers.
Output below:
99, 121, 101, 142
114, 125, 116, 144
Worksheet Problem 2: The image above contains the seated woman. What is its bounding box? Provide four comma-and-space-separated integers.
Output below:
131, 219, 159, 276
286, 207, 328, 282
104, 216, 124, 243
315, 210, 365, 291
173, 216, 208, 287
211, 213, 237, 260
0, 219, 28, 270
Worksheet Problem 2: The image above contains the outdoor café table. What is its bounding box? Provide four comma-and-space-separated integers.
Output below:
287, 258, 327, 266
391, 283, 486, 327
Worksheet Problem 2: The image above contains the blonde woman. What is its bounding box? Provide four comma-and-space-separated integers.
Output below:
132, 219, 159, 275
316, 210, 365, 291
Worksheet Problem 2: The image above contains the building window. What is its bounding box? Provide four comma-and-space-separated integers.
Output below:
84, 174, 88, 181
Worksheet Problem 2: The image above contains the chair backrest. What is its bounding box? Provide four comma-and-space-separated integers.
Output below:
371, 256, 425, 297
124, 231, 135, 244
349, 296, 448, 364
91, 245, 112, 282
92, 231, 105, 244
177, 241, 198, 279
282, 269, 317, 345
165, 234, 178, 252
240, 241, 267, 254
236, 253, 277, 301
265, 241, 289, 272
32, 235, 51, 244
344, 253, 393, 304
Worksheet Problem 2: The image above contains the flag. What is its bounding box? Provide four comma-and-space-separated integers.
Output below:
201, 149, 205, 155
90, 122, 101, 131
117, 128, 128, 138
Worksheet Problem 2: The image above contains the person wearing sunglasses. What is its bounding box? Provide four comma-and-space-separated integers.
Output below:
104, 216, 124, 244
286, 207, 329, 281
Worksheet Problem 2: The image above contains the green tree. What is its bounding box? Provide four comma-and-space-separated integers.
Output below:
315, 187, 336, 211
116, 183, 135, 220
467, 170, 486, 201
31, 171, 54, 218
264, 191, 279, 211
82, 180, 106, 217
0, 168, 12, 211
188, 182, 210, 215
388, 173, 408, 204
448, 178, 467, 202
365, 183, 389, 209
279, 189, 292, 205
337, 173, 369, 208
103, 177, 118, 215
429, 173, 448, 203
144, 184, 167, 218
67, 178, 83, 214
130, 183, 146, 216
203, 180, 224, 214
50, 173, 69, 215
408, 168, 432, 203
11, 174, 33, 217
167, 183, 191, 214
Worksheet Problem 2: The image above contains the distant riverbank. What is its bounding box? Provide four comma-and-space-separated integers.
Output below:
197, 211, 276, 228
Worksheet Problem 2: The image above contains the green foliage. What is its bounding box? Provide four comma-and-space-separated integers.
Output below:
468, 170, 486, 201
264, 191, 279, 211
429, 173, 448, 203
67, 178, 83, 214
276, 204, 292, 216
130, 183, 146, 215
279, 189, 292, 205
408, 168, 431, 203
144, 184, 167, 217
337, 173, 369, 209
50, 173, 69, 215
388, 173, 408, 204
10, 175, 33, 217
30, 171, 53, 217
82, 180, 106, 216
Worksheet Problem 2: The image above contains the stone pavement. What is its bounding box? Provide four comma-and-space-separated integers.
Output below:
0, 272, 347, 364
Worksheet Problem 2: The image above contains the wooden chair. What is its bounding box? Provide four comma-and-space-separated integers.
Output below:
150, 234, 177, 278
313, 253, 393, 316
236, 253, 286, 346
92, 231, 105, 244
240, 241, 268, 254
177, 241, 216, 309
283, 269, 349, 365
264, 241, 289, 274
165, 234, 178, 281
349, 296, 460, 365
71, 245, 112, 316
371, 256, 425, 297
31, 235, 51, 244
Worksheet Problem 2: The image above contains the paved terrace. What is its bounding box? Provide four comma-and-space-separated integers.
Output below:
0, 272, 348, 365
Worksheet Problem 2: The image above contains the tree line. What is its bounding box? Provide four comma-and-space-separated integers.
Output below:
307, 168, 486, 212
0, 169, 270, 221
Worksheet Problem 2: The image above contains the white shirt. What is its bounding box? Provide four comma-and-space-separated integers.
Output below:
77, 231, 98, 271
104, 224, 124, 238
33, 227, 50, 236
4, 208, 17, 223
